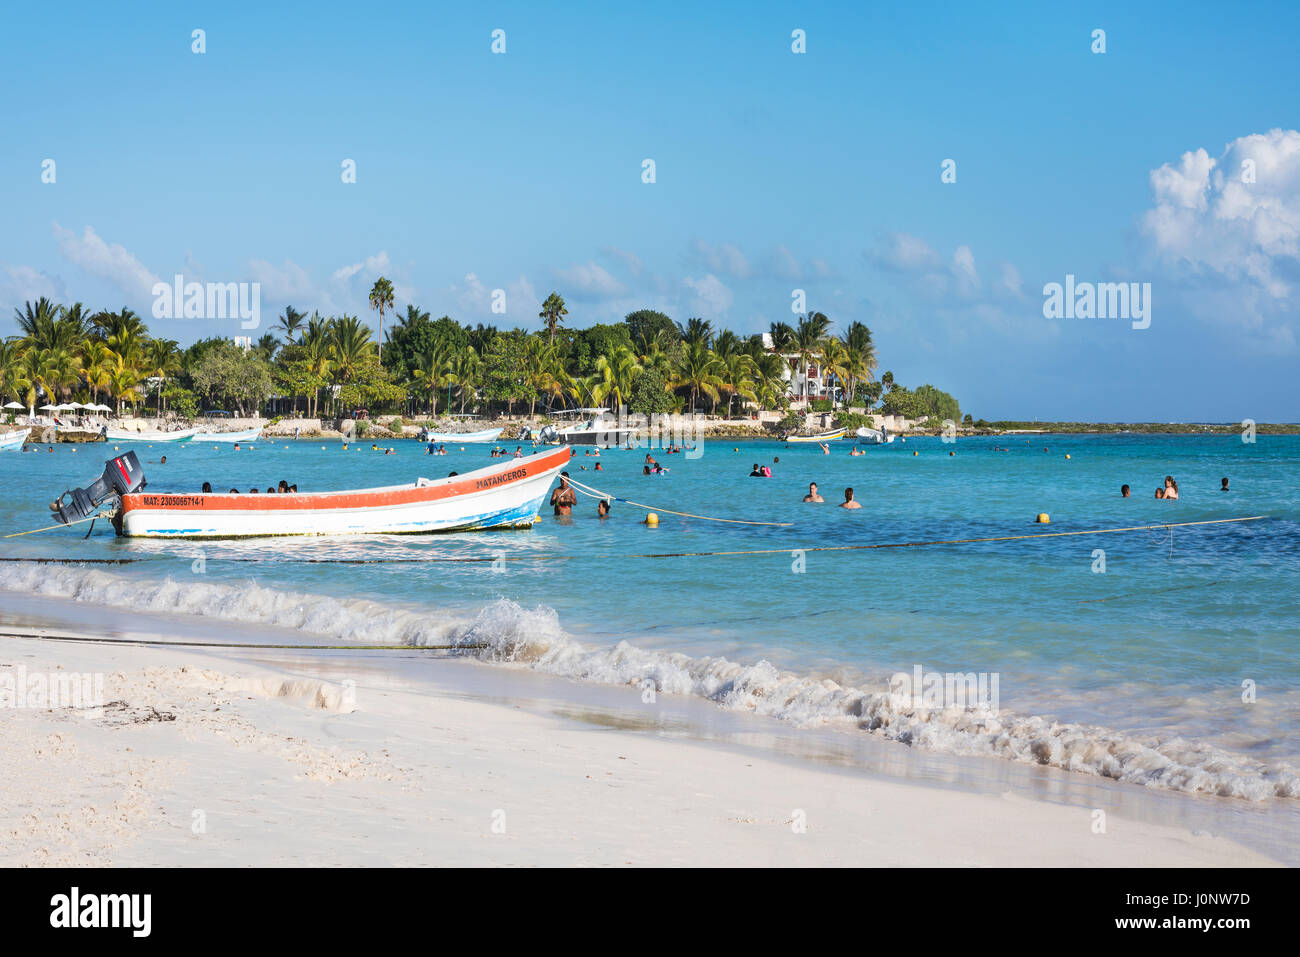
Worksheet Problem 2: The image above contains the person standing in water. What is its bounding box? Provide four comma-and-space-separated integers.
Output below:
550, 471, 577, 516
803, 482, 824, 503
840, 487, 861, 509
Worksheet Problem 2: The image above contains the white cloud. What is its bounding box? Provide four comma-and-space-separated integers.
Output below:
1142, 129, 1300, 300
555, 261, 625, 299
600, 246, 643, 276
867, 233, 941, 272
51, 223, 159, 299
1140, 128, 1300, 347
249, 258, 324, 307
683, 274, 733, 317
951, 245, 980, 296
0, 264, 67, 314
448, 272, 538, 323
332, 250, 392, 284
688, 240, 751, 278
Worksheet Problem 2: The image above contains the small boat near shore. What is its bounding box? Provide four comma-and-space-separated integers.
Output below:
855, 426, 895, 445
418, 427, 503, 443
191, 426, 264, 444
785, 428, 846, 443
105, 426, 201, 443
0, 428, 31, 451
89, 444, 574, 538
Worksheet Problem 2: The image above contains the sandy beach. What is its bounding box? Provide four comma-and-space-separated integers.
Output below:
1, 628, 1280, 868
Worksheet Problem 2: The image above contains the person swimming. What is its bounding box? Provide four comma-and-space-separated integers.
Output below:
202, 482, 212, 493
550, 471, 577, 516
1221, 477, 1230, 491
1121, 484, 1130, 498
840, 487, 861, 509
803, 482, 824, 503
1155, 487, 1165, 499
749, 463, 763, 477
597, 499, 610, 519
1163, 475, 1179, 500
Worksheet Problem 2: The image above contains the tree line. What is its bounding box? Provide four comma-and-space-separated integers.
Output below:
2, 283, 961, 423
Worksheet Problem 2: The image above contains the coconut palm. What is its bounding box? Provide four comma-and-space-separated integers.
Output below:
368, 278, 395, 365
447, 348, 481, 413
539, 293, 568, 343
793, 312, 831, 401
81, 341, 115, 405
277, 306, 308, 345
411, 343, 452, 414
677, 317, 713, 349
593, 346, 642, 411
0, 340, 31, 406
670, 340, 724, 413
144, 338, 181, 415
328, 316, 376, 382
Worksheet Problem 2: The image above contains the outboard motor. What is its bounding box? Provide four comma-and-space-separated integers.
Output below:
538, 424, 558, 444
51, 451, 146, 525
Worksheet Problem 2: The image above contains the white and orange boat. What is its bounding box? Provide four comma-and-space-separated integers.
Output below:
52, 446, 575, 538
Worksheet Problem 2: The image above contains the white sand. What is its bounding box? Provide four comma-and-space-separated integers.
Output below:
0, 635, 1280, 867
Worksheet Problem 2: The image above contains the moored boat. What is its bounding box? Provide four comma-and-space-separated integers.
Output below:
0, 428, 31, 451
785, 428, 846, 443
105, 426, 201, 443
855, 426, 895, 444
191, 425, 264, 443
110, 444, 573, 538
419, 427, 503, 443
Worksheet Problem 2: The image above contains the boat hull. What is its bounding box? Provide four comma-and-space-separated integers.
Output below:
422, 428, 503, 443
854, 427, 894, 445
786, 429, 846, 443
0, 428, 30, 451
106, 427, 200, 443
192, 426, 264, 443
559, 426, 639, 446
118, 445, 573, 538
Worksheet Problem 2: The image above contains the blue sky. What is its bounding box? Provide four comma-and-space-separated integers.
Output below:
2, 1, 1298, 420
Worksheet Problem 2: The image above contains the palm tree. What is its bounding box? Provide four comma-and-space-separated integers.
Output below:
793, 312, 831, 402
523, 337, 565, 417
411, 343, 452, 414
368, 278, 395, 365
843, 321, 877, 406
144, 339, 181, 415
447, 348, 481, 413
593, 346, 642, 411
539, 292, 568, 343
670, 340, 724, 413
718, 352, 757, 417
277, 306, 308, 345
302, 332, 334, 418
0, 340, 31, 406
678, 317, 713, 349
81, 341, 115, 406
328, 316, 376, 383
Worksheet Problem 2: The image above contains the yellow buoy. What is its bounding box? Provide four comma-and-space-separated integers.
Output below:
1036, 513, 1050, 524
1065, 454, 1071, 459
913, 450, 918, 456
644, 512, 659, 526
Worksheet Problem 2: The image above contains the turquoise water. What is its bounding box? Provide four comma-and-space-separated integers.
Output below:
1, 432, 1297, 797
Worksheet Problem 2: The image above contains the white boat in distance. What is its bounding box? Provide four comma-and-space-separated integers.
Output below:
0, 428, 30, 451
115, 444, 573, 538
105, 426, 201, 443
192, 426, 264, 443
420, 427, 503, 443
855, 426, 896, 445
785, 428, 846, 444
545, 409, 640, 446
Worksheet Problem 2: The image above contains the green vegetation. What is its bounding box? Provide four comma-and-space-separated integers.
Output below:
2, 283, 972, 424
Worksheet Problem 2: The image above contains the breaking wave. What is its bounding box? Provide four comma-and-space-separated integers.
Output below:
3, 564, 1297, 800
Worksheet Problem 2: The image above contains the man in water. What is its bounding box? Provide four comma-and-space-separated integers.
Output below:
550, 471, 577, 516
803, 482, 824, 503
749, 463, 763, 476
840, 487, 861, 509
1221, 477, 1230, 491
1121, 484, 1130, 498
597, 499, 610, 519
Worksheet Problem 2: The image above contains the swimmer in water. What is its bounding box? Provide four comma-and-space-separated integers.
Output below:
803, 482, 824, 503
819, 442, 829, 454
1163, 475, 1179, 500
1221, 477, 1230, 491
550, 471, 577, 516
1155, 487, 1165, 499
1121, 484, 1130, 498
840, 487, 861, 509
597, 499, 610, 519
749, 463, 763, 477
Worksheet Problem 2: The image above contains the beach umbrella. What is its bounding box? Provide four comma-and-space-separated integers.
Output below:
39, 404, 58, 411
56, 403, 77, 411
3, 401, 23, 410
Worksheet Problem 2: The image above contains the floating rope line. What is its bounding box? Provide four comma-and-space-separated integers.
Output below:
0, 630, 483, 652
1, 514, 98, 539
0, 516, 1266, 564
564, 476, 794, 526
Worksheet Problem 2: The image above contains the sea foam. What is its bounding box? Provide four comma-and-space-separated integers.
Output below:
3, 564, 1296, 800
